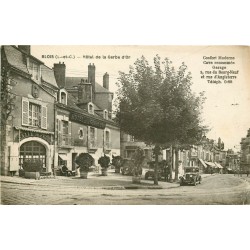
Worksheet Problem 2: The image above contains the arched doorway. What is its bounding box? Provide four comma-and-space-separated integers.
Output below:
19, 141, 46, 172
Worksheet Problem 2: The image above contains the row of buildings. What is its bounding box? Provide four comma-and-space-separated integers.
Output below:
1, 45, 120, 175
240, 128, 250, 172
121, 134, 233, 175
1, 45, 248, 177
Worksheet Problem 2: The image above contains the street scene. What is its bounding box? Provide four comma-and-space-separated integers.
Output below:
1, 45, 250, 205
1, 171, 250, 205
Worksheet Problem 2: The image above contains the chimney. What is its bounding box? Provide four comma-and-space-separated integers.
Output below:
78, 79, 92, 104
18, 45, 31, 55
103, 72, 109, 90
54, 62, 66, 88
88, 63, 95, 99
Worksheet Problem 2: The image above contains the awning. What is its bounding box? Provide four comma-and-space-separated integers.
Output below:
199, 158, 207, 168
214, 162, 223, 169
59, 154, 68, 161
205, 161, 216, 167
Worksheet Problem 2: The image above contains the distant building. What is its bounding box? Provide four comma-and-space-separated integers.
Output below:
120, 131, 154, 162
240, 128, 250, 172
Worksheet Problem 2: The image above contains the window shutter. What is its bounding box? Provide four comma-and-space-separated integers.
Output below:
68, 122, 72, 145
109, 131, 112, 148
95, 128, 98, 148
22, 98, 29, 126
87, 126, 90, 148
41, 105, 47, 129
58, 119, 62, 144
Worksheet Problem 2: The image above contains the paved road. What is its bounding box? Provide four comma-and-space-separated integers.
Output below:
1, 174, 249, 205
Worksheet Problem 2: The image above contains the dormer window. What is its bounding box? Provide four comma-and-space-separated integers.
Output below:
59, 89, 67, 105
28, 59, 40, 81
88, 103, 94, 114
103, 110, 108, 119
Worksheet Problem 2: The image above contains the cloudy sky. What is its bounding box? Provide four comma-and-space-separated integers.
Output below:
32, 45, 250, 150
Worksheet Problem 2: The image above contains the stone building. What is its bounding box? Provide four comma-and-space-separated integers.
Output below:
240, 128, 250, 172
1, 45, 57, 175
1, 46, 120, 176
53, 62, 120, 171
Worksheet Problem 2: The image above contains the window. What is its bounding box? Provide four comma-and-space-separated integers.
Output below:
29, 60, 40, 81
57, 119, 72, 146
59, 90, 67, 105
103, 110, 108, 119
79, 128, 84, 139
128, 135, 134, 142
88, 127, 97, 148
105, 130, 110, 148
29, 103, 41, 127
22, 98, 47, 129
88, 103, 94, 114
90, 127, 95, 147
61, 92, 67, 104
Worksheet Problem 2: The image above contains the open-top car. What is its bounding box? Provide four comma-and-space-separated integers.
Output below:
179, 167, 201, 186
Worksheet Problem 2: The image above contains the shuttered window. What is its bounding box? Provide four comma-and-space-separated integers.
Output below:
22, 98, 47, 129
88, 127, 97, 148
22, 98, 29, 126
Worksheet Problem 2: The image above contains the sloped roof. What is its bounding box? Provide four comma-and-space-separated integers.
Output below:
41, 65, 58, 88
4, 46, 29, 74
65, 76, 112, 93
95, 82, 111, 93
66, 92, 83, 112
65, 77, 84, 88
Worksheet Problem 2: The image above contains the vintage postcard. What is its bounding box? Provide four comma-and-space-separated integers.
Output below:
1, 45, 250, 205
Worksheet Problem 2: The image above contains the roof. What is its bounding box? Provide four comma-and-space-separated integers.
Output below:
65, 76, 112, 93
57, 92, 118, 127
4, 46, 30, 74
41, 65, 58, 88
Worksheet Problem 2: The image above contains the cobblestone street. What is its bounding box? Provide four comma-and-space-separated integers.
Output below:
1, 173, 249, 205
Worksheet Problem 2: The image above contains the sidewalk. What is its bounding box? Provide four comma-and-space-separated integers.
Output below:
0, 171, 180, 190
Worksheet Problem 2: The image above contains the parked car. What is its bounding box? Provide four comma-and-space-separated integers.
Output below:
144, 161, 167, 181
179, 167, 201, 186
121, 159, 134, 175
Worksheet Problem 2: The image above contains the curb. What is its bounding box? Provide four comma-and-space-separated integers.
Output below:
1, 177, 179, 190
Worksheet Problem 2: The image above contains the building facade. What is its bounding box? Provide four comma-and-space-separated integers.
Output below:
1, 45, 57, 175
240, 128, 250, 172
1, 46, 120, 176
53, 62, 120, 172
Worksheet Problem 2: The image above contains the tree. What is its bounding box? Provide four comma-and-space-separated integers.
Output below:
115, 55, 206, 185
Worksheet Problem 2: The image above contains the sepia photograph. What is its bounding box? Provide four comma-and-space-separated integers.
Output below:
1, 2, 250, 250
1, 45, 250, 205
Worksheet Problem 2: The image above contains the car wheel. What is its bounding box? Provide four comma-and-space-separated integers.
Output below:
193, 180, 196, 186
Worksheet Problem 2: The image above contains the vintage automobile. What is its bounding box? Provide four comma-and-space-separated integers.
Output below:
179, 167, 201, 186
144, 161, 167, 181
121, 159, 135, 175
